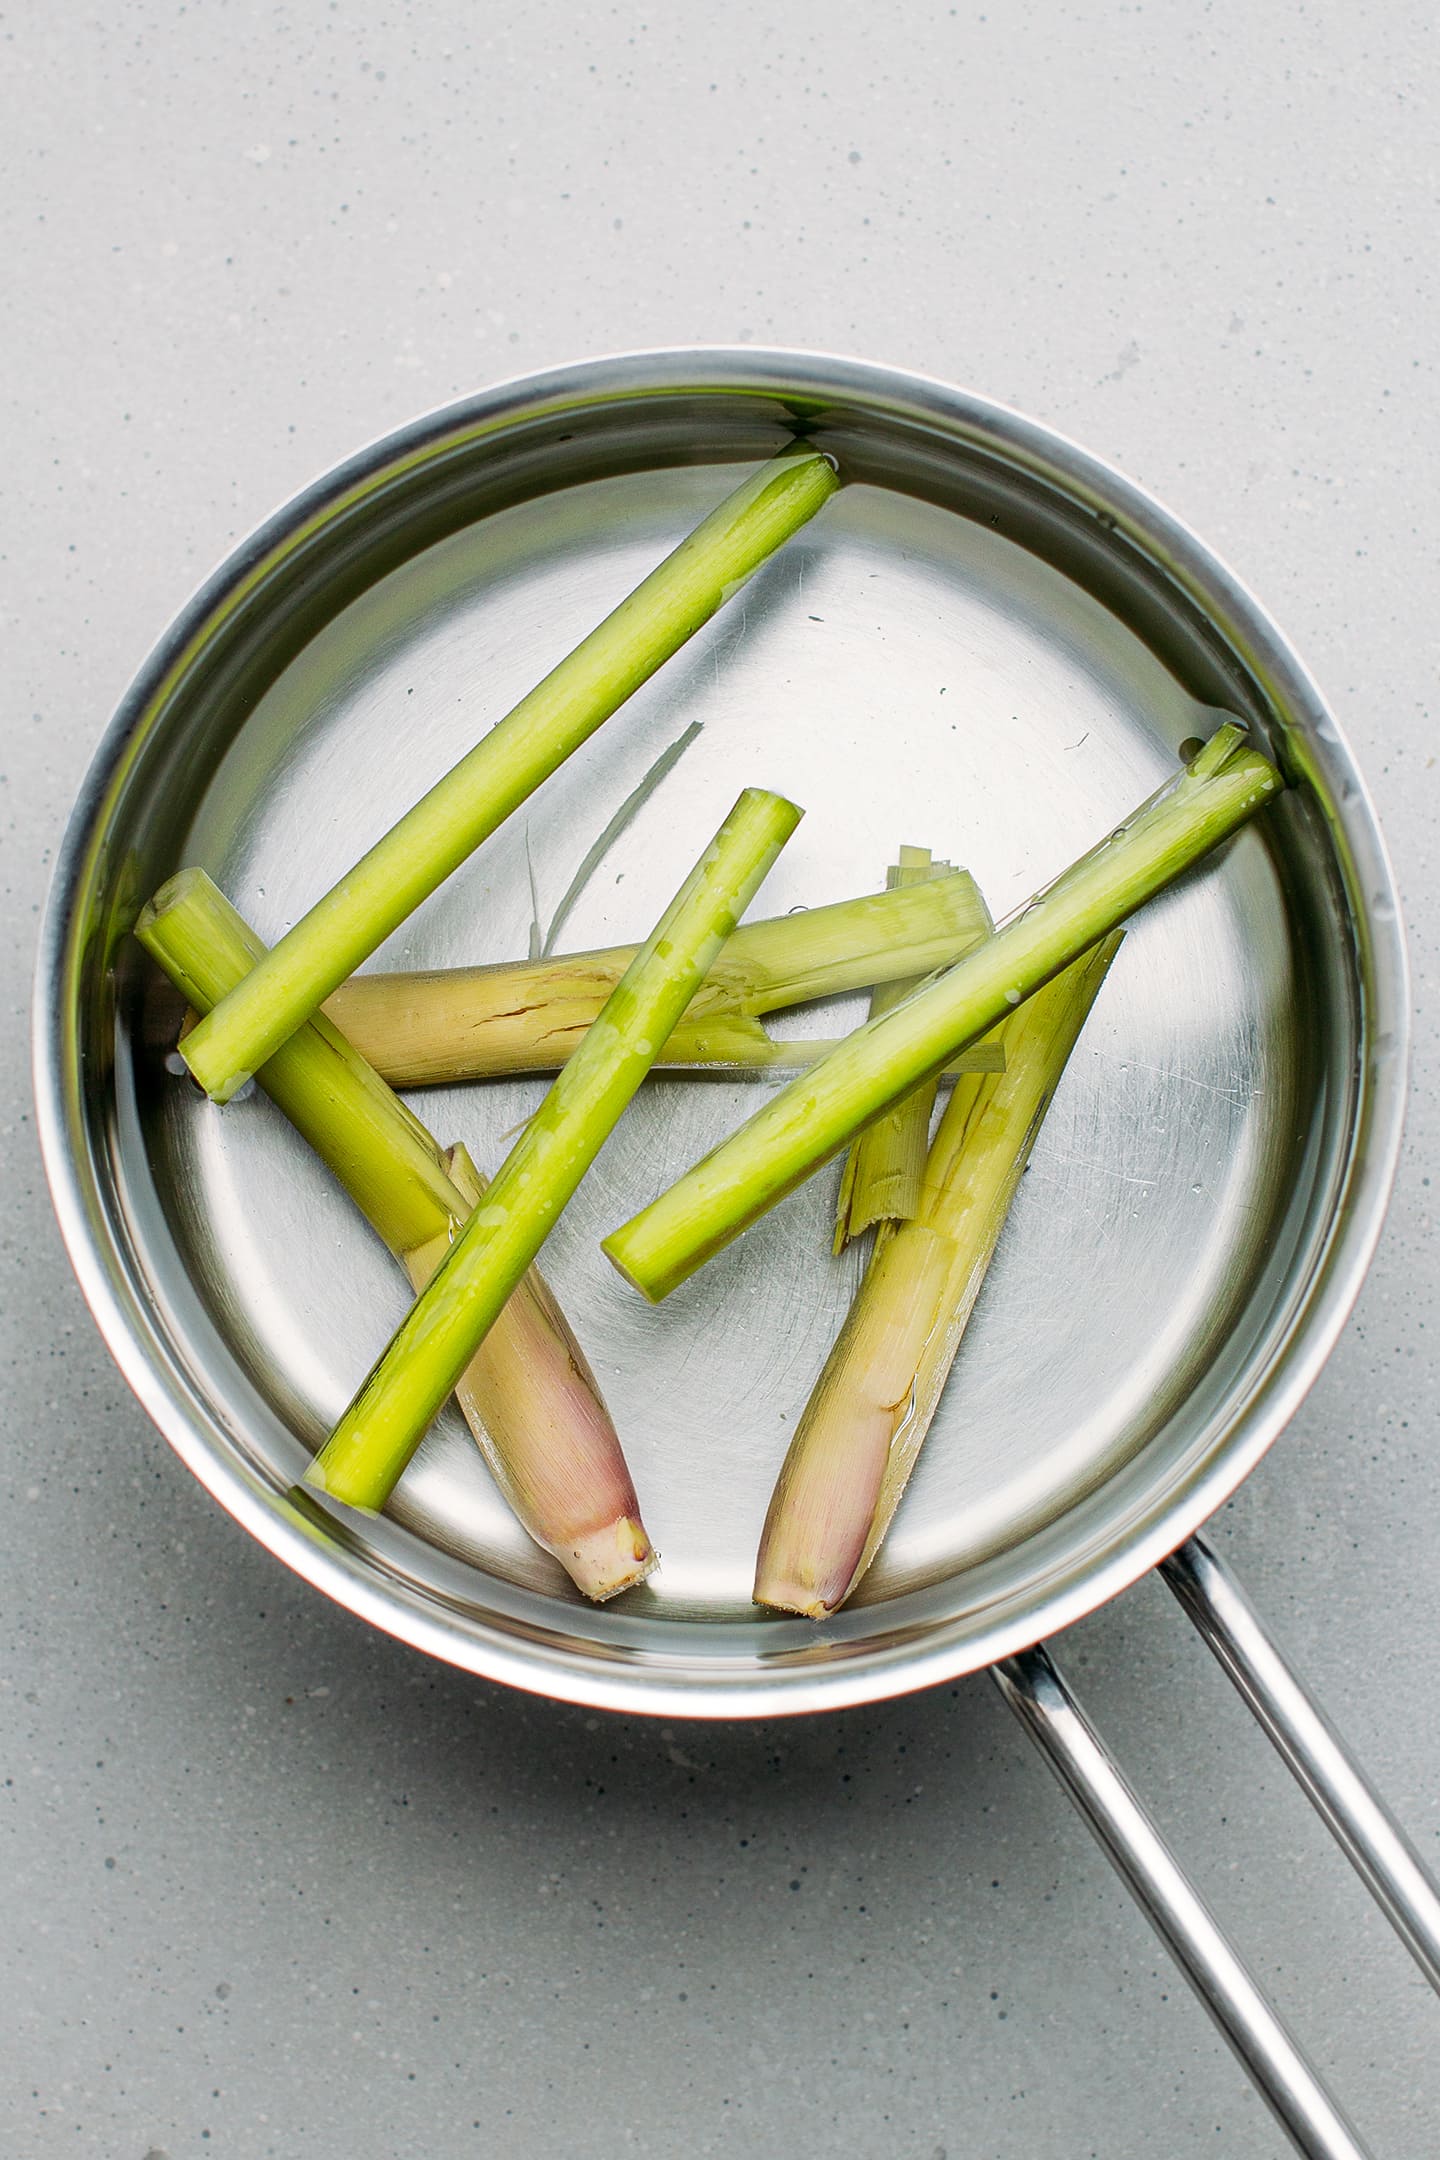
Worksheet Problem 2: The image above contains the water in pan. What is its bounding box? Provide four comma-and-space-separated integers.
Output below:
157, 460, 1294, 1621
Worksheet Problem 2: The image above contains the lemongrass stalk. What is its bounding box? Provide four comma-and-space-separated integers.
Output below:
321, 871, 995, 1084
138, 869, 461, 1257
603, 725, 1282, 1302
309, 786, 803, 1511
406, 1148, 653, 1599
135, 869, 652, 1599
755, 1219, 954, 1618
755, 934, 1122, 1618
180, 448, 839, 1103
854, 942, 1121, 1584
833, 850, 991, 1250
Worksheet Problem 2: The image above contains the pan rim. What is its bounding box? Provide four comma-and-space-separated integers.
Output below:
32, 346, 1410, 1719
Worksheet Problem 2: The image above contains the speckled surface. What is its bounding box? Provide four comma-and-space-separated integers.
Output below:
5, 4, 1438, 2155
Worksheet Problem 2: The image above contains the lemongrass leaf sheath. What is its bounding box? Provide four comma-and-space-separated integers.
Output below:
756, 1220, 953, 1618
853, 929, 1121, 1589
309, 786, 803, 1512
180, 447, 839, 1102
755, 933, 1122, 1619
322, 871, 997, 1085
833, 849, 992, 1251
603, 726, 1281, 1302
405, 1148, 653, 1600
135, 869, 653, 1600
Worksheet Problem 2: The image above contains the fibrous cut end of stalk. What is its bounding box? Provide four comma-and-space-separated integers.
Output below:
563, 1518, 658, 1603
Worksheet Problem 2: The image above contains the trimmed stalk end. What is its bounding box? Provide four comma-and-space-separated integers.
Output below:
566, 1517, 658, 1602
134, 865, 210, 945
600, 1229, 668, 1305
181, 1052, 253, 1106
753, 1577, 841, 1622
300, 1453, 379, 1514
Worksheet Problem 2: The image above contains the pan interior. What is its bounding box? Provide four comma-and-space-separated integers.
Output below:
72, 380, 1361, 1694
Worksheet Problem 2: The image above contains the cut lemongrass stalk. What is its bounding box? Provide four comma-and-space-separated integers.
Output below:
308, 785, 803, 1512
180, 447, 839, 1103
754, 1219, 952, 1620
322, 871, 996, 1085
855, 938, 1122, 1587
603, 725, 1282, 1302
138, 868, 460, 1258
191, 1001, 1000, 1085
754, 933, 1122, 1619
135, 869, 652, 1600
833, 849, 992, 1251
406, 1148, 653, 1600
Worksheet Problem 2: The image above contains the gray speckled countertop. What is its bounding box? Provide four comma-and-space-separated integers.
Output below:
5, 5, 1438, 2155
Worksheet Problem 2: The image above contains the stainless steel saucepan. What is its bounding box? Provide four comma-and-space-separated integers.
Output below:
34, 353, 1437, 2159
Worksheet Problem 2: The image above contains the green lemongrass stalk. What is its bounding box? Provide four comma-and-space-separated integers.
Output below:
754, 934, 1122, 1618
139, 869, 462, 1257
135, 869, 653, 1600
833, 849, 991, 1250
321, 871, 997, 1085
309, 786, 803, 1512
180, 448, 839, 1103
603, 725, 1281, 1301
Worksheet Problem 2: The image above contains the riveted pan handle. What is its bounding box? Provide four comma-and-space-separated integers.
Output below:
1162, 1534, 1440, 1994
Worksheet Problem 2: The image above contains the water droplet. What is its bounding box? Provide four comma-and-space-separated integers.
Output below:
163, 1049, 188, 1078
1191, 1182, 1204, 1196
1371, 891, 1397, 923
1004, 988, 1022, 1005
231, 1077, 257, 1104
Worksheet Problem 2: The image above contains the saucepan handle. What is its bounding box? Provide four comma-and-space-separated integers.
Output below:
993, 1641, 1372, 2160
994, 1534, 1440, 2160
1160, 1534, 1440, 1993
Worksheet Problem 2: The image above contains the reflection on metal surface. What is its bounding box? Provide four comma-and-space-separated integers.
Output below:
33, 353, 1407, 1715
